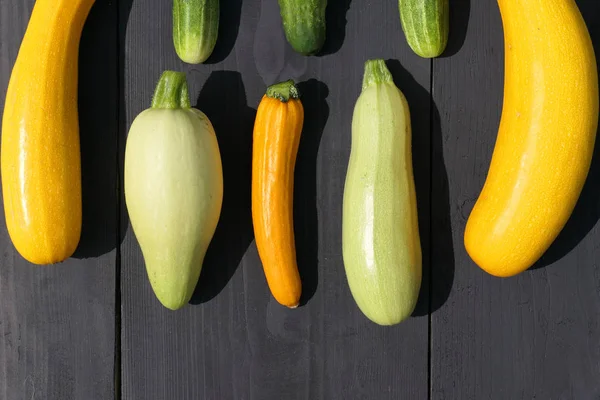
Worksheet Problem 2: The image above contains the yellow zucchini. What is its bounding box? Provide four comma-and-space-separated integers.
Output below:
464, 0, 599, 277
1, 0, 94, 264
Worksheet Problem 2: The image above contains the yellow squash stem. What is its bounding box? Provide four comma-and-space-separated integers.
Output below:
1, 0, 95, 264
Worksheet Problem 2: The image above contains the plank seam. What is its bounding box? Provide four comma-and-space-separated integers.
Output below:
427, 56, 434, 400
114, 0, 123, 398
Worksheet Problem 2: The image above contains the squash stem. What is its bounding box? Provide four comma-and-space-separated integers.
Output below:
151, 71, 191, 109
266, 80, 299, 103
362, 59, 394, 91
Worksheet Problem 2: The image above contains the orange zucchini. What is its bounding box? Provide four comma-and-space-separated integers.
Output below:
251, 80, 304, 308
1, 0, 94, 264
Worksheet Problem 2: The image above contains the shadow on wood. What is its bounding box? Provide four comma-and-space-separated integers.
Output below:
320, 0, 353, 56
385, 59, 454, 316
190, 71, 256, 304
115, 0, 135, 396
440, 0, 471, 57
118, 0, 135, 244
205, 0, 243, 63
295, 79, 328, 306
253, 0, 308, 86
74, 0, 120, 259
532, 0, 600, 269
427, 102, 455, 315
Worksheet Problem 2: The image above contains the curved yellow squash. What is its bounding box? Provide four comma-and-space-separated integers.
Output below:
1, 0, 94, 264
465, 0, 599, 277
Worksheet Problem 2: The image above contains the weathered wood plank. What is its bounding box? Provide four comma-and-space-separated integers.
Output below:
119, 0, 430, 399
431, 0, 600, 398
0, 1, 118, 399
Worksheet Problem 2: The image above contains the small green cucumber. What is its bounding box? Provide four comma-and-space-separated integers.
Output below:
173, 0, 219, 64
399, 0, 449, 58
278, 0, 327, 55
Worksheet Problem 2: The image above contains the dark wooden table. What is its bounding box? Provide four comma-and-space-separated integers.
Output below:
1, 0, 600, 399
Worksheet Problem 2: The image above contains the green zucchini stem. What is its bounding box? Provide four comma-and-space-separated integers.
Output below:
151, 71, 191, 109
362, 59, 394, 91
266, 80, 299, 103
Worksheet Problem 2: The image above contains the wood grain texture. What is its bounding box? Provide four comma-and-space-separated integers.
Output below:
431, 0, 600, 398
0, 1, 118, 399
119, 0, 430, 399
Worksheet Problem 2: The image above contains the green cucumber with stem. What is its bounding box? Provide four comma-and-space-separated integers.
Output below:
278, 0, 327, 55
173, 0, 219, 64
399, 0, 449, 58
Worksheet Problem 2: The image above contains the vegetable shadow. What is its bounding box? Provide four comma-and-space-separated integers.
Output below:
532, 0, 600, 269
440, 0, 471, 57
253, 0, 309, 86
112, 1, 135, 397
385, 60, 454, 316
319, 0, 353, 56
74, 0, 121, 258
117, 0, 135, 246
190, 71, 256, 304
204, 0, 243, 63
295, 79, 328, 306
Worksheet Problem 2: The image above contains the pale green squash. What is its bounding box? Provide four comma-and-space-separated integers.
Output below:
342, 59, 422, 326
124, 71, 223, 310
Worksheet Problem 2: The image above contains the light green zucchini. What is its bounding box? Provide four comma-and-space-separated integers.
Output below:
342, 60, 422, 325
173, 0, 219, 64
399, 0, 449, 58
124, 71, 223, 310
